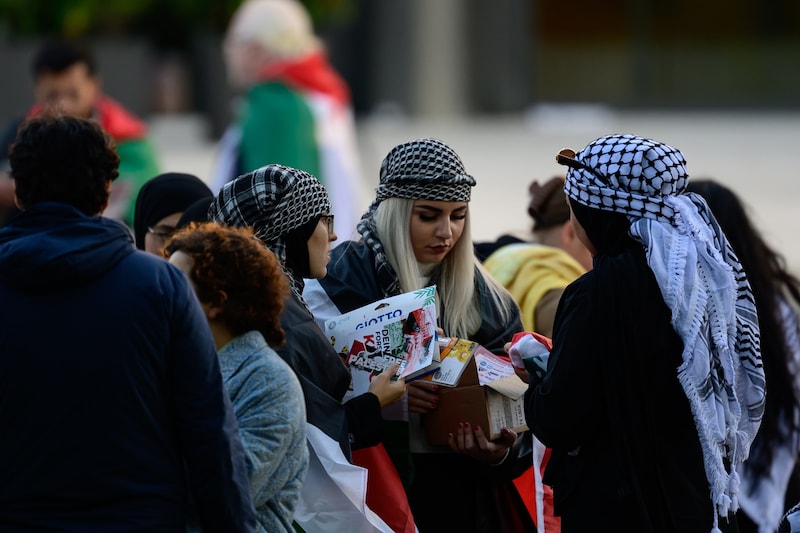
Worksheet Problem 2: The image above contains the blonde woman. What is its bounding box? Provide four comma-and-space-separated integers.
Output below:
304, 138, 531, 532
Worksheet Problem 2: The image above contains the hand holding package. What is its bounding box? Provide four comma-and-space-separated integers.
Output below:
508, 331, 552, 381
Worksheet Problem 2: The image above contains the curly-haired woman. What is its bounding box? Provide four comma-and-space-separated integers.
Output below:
165, 222, 308, 533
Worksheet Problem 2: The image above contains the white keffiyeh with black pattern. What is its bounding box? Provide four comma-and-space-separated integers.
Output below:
209, 164, 331, 306
561, 133, 766, 533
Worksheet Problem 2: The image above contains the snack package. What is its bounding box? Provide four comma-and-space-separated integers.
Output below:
507, 331, 552, 381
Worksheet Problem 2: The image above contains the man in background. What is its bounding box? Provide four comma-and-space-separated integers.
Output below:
0, 114, 255, 531
0, 40, 160, 227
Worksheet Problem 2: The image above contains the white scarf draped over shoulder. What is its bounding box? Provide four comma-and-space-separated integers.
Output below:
630, 192, 765, 519
561, 133, 766, 532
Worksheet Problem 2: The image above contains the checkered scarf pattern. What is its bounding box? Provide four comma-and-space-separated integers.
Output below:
357, 138, 476, 296
208, 164, 330, 301
562, 133, 766, 531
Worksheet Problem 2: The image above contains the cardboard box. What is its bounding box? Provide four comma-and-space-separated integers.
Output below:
422, 357, 528, 445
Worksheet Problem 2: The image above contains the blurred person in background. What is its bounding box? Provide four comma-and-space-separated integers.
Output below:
0, 114, 254, 531
477, 175, 592, 337
166, 222, 309, 533
688, 178, 800, 533
0, 39, 160, 228
133, 172, 212, 255
212, 0, 364, 241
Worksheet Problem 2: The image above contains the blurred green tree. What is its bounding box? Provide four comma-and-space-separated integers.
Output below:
0, 0, 356, 42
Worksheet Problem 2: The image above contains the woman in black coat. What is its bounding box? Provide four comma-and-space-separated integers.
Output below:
525, 135, 766, 533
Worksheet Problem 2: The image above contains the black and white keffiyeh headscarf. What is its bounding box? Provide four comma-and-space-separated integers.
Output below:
559, 133, 766, 532
357, 138, 476, 296
208, 164, 330, 304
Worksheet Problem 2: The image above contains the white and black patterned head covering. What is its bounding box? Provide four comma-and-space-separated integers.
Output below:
357, 138, 476, 295
208, 164, 330, 302
371, 137, 475, 207
560, 133, 689, 222
558, 133, 766, 532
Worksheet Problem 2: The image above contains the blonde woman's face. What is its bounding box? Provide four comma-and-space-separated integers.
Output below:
409, 200, 467, 264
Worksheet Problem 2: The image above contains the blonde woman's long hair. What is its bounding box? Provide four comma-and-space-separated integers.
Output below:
373, 197, 517, 339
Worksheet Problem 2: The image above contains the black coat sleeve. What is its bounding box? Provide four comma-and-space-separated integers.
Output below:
344, 392, 383, 449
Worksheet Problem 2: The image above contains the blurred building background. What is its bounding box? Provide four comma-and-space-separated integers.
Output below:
0, 0, 798, 271
1, 0, 799, 130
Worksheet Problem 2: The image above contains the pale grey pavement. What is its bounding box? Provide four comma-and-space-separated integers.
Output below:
149, 107, 800, 274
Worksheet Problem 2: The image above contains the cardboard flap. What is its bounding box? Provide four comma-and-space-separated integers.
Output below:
485, 389, 528, 439
484, 374, 528, 400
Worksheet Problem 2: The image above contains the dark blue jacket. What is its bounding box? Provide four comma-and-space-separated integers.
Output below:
0, 203, 255, 532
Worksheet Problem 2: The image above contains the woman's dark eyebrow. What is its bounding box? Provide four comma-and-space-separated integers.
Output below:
413, 203, 468, 213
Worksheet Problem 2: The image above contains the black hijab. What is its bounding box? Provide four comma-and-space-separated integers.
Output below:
133, 172, 212, 249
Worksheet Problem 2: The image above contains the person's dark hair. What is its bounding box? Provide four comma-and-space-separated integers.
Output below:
10, 115, 119, 215
32, 40, 96, 78
687, 179, 800, 483
528, 176, 569, 231
164, 222, 288, 347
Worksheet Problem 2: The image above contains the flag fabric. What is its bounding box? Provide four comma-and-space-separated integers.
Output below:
294, 424, 394, 533
511, 429, 560, 533
511, 331, 560, 533
352, 443, 418, 533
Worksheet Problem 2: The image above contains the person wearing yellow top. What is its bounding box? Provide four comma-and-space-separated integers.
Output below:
480, 176, 591, 337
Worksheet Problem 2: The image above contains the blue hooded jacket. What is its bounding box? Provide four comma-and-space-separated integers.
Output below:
0, 203, 255, 532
